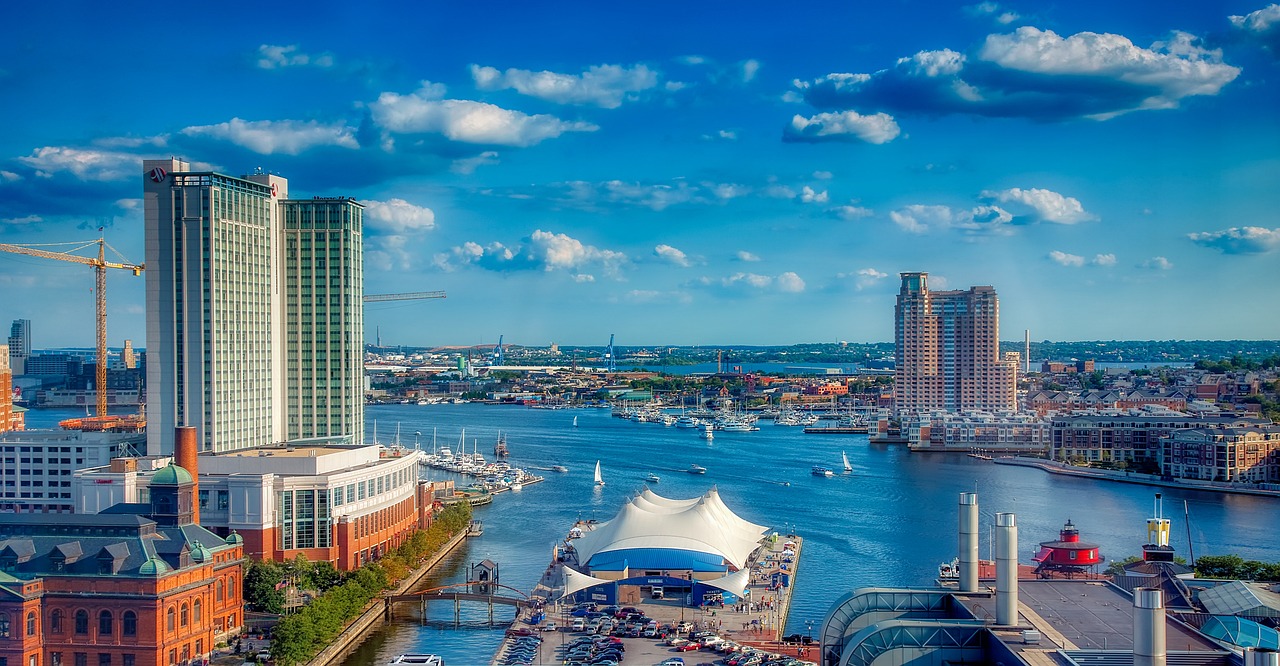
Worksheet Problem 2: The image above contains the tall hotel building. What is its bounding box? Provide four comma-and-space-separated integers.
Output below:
894, 272, 1017, 413
142, 159, 364, 455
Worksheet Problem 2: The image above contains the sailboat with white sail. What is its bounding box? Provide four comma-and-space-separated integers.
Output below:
842, 451, 853, 473
594, 460, 605, 486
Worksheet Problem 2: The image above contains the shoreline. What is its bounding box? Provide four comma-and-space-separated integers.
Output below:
994, 456, 1280, 498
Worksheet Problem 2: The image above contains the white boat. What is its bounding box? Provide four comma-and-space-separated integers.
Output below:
594, 460, 605, 486
687, 464, 706, 474
811, 465, 834, 477
842, 451, 853, 473
645, 473, 660, 483
389, 656, 444, 666
551, 464, 569, 473
510, 482, 523, 492
675, 415, 699, 428
573, 415, 578, 427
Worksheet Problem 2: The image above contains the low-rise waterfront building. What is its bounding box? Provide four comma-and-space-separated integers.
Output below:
910, 411, 1050, 453
1049, 411, 1264, 469
0, 462, 243, 666
1159, 425, 1280, 483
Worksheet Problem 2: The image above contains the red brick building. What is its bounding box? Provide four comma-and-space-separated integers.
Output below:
0, 463, 243, 666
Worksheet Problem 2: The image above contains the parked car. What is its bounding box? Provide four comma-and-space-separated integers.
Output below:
542, 622, 559, 632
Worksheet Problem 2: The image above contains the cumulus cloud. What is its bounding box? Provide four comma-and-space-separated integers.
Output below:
17, 147, 139, 181
1092, 253, 1117, 266
654, 244, 692, 267
181, 118, 357, 155
0, 170, 22, 182
1188, 226, 1280, 254
796, 27, 1240, 122
799, 186, 829, 204
435, 230, 627, 277
839, 267, 889, 290
1139, 256, 1174, 270
784, 110, 901, 144
830, 205, 873, 220
966, 2, 1020, 24
256, 44, 334, 69
1048, 250, 1086, 267
735, 250, 761, 262
471, 63, 659, 108
981, 187, 1096, 224
741, 59, 761, 82
698, 271, 805, 294
701, 129, 738, 141
1230, 5, 1280, 54
889, 204, 1012, 234
572, 273, 595, 283
363, 199, 436, 233
371, 83, 597, 147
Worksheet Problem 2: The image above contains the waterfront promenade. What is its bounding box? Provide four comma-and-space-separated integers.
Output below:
995, 456, 1280, 498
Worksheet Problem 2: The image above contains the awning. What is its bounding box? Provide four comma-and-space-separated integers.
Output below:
561, 567, 613, 599
701, 568, 751, 597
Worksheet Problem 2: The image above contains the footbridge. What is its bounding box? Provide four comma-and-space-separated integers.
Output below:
385, 581, 536, 625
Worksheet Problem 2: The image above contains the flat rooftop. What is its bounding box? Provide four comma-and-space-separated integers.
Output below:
962, 580, 1218, 652
210, 445, 358, 458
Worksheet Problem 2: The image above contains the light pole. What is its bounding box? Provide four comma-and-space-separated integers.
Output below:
806, 618, 814, 644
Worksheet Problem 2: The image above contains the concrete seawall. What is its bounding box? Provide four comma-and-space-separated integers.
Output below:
305, 529, 470, 666
995, 456, 1280, 498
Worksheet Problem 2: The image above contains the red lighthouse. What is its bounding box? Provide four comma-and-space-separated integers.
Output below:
1032, 520, 1104, 578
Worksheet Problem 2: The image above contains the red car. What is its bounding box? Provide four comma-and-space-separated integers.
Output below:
676, 642, 701, 652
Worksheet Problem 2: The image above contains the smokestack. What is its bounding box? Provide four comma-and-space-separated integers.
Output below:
995, 512, 1018, 625
1244, 649, 1279, 666
175, 427, 200, 524
958, 493, 979, 592
1133, 588, 1166, 666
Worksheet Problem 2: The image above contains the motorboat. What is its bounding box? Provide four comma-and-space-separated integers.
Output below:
687, 464, 707, 475
645, 473, 660, 483
388, 656, 444, 666
675, 415, 700, 428
551, 464, 569, 473
811, 465, 834, 477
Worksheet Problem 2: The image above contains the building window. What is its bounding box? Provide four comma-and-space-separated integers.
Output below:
193, 599, 202, 624
166, 607, 175, 632
216, 580, 224, 602
75, 609, 89, 635
0, 612, 9, 637
98, 655, 110, 666
50, 609, 62, 632
76, 655, 87, 666
167, 649, 175, 666
26, 611, 34, 635
229, 576, 236, 599
121, 657, 133, 666
180, 603, 188, 627
98, 610, 112, 636
122, 611, 136, 637
50, 653, 62, 666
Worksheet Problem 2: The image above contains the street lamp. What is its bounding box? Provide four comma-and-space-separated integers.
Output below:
806, 618, 814, 643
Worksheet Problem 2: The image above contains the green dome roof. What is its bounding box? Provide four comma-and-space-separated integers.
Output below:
139, 556, 171, 575
152, 463, 193, 485
190, 541, 213, 563
225, 532, 244, 545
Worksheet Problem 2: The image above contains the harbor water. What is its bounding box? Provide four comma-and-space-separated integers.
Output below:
335, 403, 1280, 665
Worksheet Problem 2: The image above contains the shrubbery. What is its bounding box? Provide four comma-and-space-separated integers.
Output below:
267, 503, 472, 666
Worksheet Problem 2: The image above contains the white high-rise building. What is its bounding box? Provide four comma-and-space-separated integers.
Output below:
143, 159, 363, 455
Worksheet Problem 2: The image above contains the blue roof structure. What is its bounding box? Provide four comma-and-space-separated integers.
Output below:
1201, 615, 1280, 650
587, 548, 727, 573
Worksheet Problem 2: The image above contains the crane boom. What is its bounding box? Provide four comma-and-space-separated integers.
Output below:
363, 291, 446, 303
0, 238, 144, 418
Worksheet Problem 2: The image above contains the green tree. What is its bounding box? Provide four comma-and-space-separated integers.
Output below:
243, 559, 286, 614
1106, 556, 1142, 576
1195, 554, 1246, 578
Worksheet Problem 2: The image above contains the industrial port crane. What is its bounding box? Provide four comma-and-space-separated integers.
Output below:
0, 237, 144, 419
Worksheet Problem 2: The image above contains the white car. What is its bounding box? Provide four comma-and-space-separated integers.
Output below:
701, 636, 725, 648
541, 622, 558, 632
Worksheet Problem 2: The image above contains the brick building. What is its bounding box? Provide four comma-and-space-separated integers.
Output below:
1160, 425, 1280, 483
0, 462, 243, 666
1050, 413, 1265, 468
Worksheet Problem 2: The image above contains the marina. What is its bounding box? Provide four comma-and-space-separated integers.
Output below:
42, 399, 1247, 666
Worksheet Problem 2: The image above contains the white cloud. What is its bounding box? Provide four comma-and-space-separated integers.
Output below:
799, 186, 829, 204
741, 59, 761, 82
840, 267, 888, 290
366, 235, 414, 272
256, 44, 334, 69
889, 204, 1012, 234
981, 187, 1095, 224
831, 205, 873, 220
561, 179, 704, 211
967, 2, 1020, 23
1, 215, 42, 226
698, 271, 805, 294
0, 170, 21, 182
776, 272, 806, 292
529, 230, 626, 275
115, 198, 142, 211
436, 230, 627, 277
371, 85, 597, 147
573, 273, 596, 283
1139, 256, 1174, 270
181, 118, 357, 155
785, 110, 901, 144
451, 151, 500, 174
812, 171, 833, 180
735, 251, 760, 262
1048, 250, 1086, 267
654, 244, 692, 267
17, 147, 139, 181
364, 199, 436, 233
701, 129, 738, 141
1188, 226, 1280, 254
1092, 253, 1117, 266
1231, 4, 1280, 32
470, 63, 659, 108
625, 289, 662, 302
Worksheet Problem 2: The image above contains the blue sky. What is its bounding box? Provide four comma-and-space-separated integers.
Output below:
2, 1, 1279, 348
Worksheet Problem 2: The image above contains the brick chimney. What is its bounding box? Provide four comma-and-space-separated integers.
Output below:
175, 426, 200, 524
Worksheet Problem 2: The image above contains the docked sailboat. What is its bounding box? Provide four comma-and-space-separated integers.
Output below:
842, 451, 853, 473
594, 460, 605, 486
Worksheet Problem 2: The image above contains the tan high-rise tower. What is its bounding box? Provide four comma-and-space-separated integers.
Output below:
894, 272, 1016, 413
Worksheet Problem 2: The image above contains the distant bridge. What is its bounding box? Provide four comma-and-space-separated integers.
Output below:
384, 581, 537, 625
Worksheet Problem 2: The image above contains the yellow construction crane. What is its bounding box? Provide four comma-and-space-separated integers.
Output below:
0, 237, 144, 418
363, 291, 446, 303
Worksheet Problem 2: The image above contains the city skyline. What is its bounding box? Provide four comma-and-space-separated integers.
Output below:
2, 2, 1279, 347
